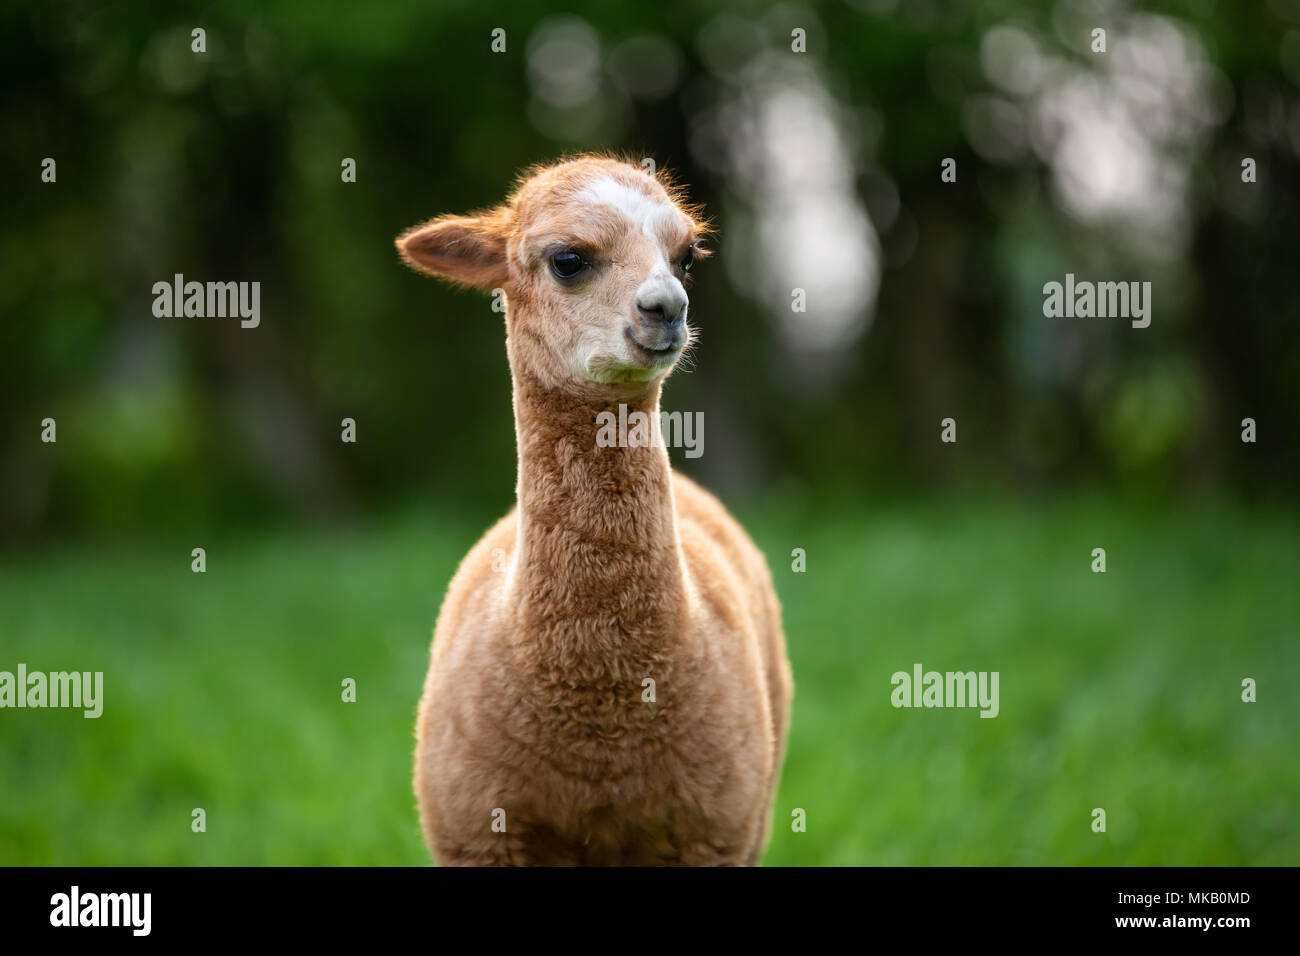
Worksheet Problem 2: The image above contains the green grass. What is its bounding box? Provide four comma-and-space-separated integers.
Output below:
1, 495, 1296, 865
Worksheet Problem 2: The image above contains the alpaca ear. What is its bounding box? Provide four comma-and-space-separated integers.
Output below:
396, 210, 510, 290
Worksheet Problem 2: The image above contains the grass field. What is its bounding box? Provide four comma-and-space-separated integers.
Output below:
2, 494, 1296, 865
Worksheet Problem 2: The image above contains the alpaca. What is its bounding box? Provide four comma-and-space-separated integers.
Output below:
398, 155, 792, 866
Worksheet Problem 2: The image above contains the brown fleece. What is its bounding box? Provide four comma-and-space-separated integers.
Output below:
399, 155, 792, 866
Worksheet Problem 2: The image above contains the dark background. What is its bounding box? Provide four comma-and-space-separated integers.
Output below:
4, 0, 1298, 540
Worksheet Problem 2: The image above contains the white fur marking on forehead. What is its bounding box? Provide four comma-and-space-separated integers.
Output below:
578, 176, 677, 237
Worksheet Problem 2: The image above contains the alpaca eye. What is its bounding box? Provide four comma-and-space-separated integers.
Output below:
681, 246, 695, 272
550, 251, 587, 281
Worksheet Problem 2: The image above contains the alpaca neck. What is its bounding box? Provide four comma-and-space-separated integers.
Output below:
508, 363, 688, 676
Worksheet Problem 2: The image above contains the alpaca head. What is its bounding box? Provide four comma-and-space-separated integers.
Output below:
397, 155, 711, 392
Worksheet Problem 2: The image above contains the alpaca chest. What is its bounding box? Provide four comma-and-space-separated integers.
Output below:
498, 678, 771, 855
504, 719, 768, 866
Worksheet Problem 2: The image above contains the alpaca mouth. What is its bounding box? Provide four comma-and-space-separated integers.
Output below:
626, 328, 684, 365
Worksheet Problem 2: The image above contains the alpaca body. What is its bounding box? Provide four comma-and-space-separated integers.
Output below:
415, 479, 787, 865
400, 155, 792, 865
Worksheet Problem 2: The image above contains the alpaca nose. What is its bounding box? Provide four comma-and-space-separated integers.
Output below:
636, 279, 688, 326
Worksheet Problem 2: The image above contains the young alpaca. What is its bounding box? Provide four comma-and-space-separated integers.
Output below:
398, 156, 792, 866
